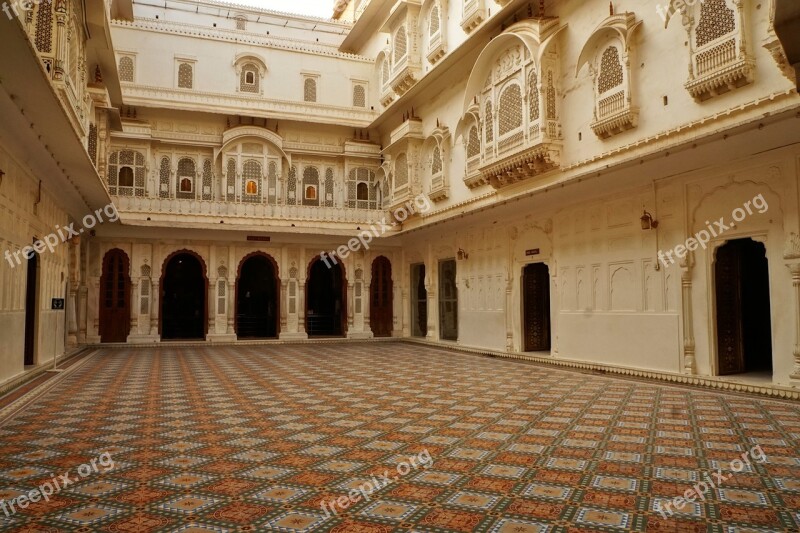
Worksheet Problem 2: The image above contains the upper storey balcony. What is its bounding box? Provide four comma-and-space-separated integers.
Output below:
106, 126, 389, 235
462, 19, 565, 190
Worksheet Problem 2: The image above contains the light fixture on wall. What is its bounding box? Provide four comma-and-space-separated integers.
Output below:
457, 248, 469, 260
640, 210, 658, 230
0, 169, 4, 188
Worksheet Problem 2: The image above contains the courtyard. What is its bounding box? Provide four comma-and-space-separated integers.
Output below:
0, 343, 798, 532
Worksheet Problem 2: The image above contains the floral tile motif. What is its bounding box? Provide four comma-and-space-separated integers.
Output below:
0, 343, 798, 531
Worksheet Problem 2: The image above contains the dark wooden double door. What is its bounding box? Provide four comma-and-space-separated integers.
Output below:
99, 249, 131, 343
523, 263, 551, 352
715, 238, 772, 375
370, 257, 393, 337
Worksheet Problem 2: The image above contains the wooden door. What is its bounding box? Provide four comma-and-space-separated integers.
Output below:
715, 242, 745, 375
438, 259, 458, 341
370, 257, 393, 337
100, 249, 131, 343
523, 263, 551, 352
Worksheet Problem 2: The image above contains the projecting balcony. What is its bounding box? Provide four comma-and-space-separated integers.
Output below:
685, 34, 754, 102
590, 90, 638, 139
389, 54, 422, 97
427, 32, 446, 64
429, 172, 449, 201
112, 195, 388, 234
461, 0, 486, 33
479, 119, 561, 189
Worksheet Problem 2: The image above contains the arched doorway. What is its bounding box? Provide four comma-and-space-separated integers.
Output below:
306, 257, 346, 337
161, 251, 207, 340
99, 249, 131, 343
24, 243, 38, 365
411, 263, 427, 337
236, 253, 280, 339
522, 263, 551, 352
715, 238, 773, 376
370, 256, 393, 337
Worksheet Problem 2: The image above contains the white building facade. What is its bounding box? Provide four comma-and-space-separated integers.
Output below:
2, 0, 800, 392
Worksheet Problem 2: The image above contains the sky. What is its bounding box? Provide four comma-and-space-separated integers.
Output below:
222, 0, 336, 18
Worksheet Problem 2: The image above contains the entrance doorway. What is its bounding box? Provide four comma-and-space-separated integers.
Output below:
522, 263, 551, 352
715, 238, 773, 375
370, 256, 393, 337
306, 257, 345, 336
24, 245, 38, 366
236, 253, 279, 339
439, 259, 458, 341
161, 251, 207, 340
99, 249, 131, 343
411, 263, 427, 337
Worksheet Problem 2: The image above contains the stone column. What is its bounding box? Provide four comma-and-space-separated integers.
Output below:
680, 255, 696, 375
787, 263, 800, 379
347, 281, 355, 333
129, 279, 139, 337
280, 280, 288, 333
227, 279, 235, 336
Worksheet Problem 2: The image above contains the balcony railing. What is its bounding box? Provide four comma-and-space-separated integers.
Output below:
113, 195, 387, 227
685, 32, 753, 102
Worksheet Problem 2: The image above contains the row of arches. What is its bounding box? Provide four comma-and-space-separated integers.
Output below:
98, 250, 394, 342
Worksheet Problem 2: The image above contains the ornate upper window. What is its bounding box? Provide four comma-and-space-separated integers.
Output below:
118, 56, 134, 83
240, 64, 259, 93
108, 150, 146, 197
577, 13, 640, 138
304, 77, 317, 102
302, 166, 320, 206
394, 153, 409, 191
664, 0, 751, 101
235, 15, 247, 31
177, 158, 197, 198
347, 167, 378, 209
178, 62, 194, 89
426, 125, 450, 202
462, 19, 565, 189
234, 55, 267, 95
353, 84, 367, 108
394, 26, 408, 63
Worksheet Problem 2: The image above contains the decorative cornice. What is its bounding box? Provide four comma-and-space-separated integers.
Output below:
121, 84, 377, 128
112, 18, 372, 62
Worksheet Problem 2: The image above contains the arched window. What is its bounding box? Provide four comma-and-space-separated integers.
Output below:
467, 126, 480, 159
303, 167, 320, 206
118, 56, 134, 83
431, 146, 442, 175
177, 158, 196, 197
235, 15, 247, 31
484, 101, 494, 144
226, 158, 237, 201
498, 84, 523, 136
357, 182, 369, 200
35, 0, 53, 54
394, 154, 408, 189
304, 78, 317, 102
353, 85, 366, 108
178, 63, 193, 89
394, 26, 407, 63
287, 165, 298, 205
119, 167, 134, 187
242, 160, 262, 202
202, 159, 214, 200
430, 4, 441, 37
381, 59, 390, 88
240, 64, 259, 93
108, 150, 146, 197
598, 47, 623, 95
546, 71, 556, 120
348, 167, 377, 209
528, 68, 540, 122
159, 156, 171, 198
696, 0, 735, 48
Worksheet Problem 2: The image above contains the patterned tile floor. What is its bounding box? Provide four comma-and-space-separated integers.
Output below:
0, 343, 799, 532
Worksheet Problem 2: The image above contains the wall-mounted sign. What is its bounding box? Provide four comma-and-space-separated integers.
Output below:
525, 248, 540, 257
247, 236, 271, 242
